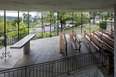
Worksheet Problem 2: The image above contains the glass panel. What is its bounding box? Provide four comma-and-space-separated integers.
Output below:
19, 11, 28, 39
6, 11, 18, 45
90, 12, 100, 32
0, 10, 4, 49
43, 11, 51, 38
52, 12, 57, 36
82, 12, 90, 34
29, 11, 42, 39
71, 12, 82, 34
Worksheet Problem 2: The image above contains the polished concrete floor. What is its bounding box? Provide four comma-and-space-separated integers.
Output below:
0, 34, 91, 70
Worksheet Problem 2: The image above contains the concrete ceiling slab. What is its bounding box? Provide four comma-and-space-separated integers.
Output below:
0, 0, 115, 11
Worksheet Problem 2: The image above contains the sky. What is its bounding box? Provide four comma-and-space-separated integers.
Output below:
0, 10, 41, 17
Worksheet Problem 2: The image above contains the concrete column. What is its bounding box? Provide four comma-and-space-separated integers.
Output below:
114, 6, 116, 77
24, 41, 30, 55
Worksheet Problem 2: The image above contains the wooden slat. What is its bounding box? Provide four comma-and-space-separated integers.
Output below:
100, 30, 114, 39
91, 34, 114, 52
97, 32, 114, 43
60, 34, 64, 54
72, 31, 81, 48
84, 31, 102, 49
63, 30, 67, 46
69, 34, 78, 50
83, 35, 100, 51
92, 32, 114, 47
110, 28, 114, 32
10, 34, 36, 49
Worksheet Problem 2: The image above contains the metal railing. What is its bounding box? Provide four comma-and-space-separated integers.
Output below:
0, 52, 106, 77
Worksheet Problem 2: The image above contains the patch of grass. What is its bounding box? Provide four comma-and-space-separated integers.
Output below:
61, 24, 99, 34
0, 45, 4, 49
29, 28, 36, 31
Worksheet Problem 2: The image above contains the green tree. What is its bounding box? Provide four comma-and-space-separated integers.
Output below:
23, 13, 31, 24
11, 17, 22, 27
58, 12, 72, 32
74, 12, 90, 26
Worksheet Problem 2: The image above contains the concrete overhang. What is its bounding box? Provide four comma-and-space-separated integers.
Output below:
0, 0, 116, 11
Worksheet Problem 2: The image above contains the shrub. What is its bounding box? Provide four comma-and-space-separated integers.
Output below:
35, 32, 42, 39
43, 32, 50, 38
0, 37, 4, 45
99, 21, 107, 29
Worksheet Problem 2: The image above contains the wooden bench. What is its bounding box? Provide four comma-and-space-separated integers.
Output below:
83, 31, 102, 51
84, 31, 114, 73
90, 33, 114, 53
10, 34, 36, 55
110, 28, 114, 32
92, 31, 114, 48
69, 30, 81, 52
60, 30, 67, 55
100, 30, 114, 39
97, 32, 114, 43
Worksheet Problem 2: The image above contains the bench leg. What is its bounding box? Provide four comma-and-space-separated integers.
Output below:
24, 42, 30, 55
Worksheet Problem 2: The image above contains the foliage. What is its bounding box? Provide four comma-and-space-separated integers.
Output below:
43, 32, 50, 38
57, 12, 72, 31
11, 17, 22, 27
23, 13, 31, 24
99, 21, 107, 29
19, 21, 28, 38
74, 12, 90, 26
35, 32, 42, 39
43, 12, 57, 24
0, 37, 4, 45
0, 18, 13, 37
6, 21, 28, 39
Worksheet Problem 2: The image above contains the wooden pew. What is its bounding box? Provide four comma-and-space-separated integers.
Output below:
92, 31, 114, 48
72, 30, 81, 51
97, 32, 114, 43
69, 30, 81, 52
69, 34, 78, 50
60, 30, 67, 55
60, 34, 64, 54
90, 33, 114, 53
100, 30, 114, 39
84, 31, 114, 74
110, 28, 114, 32
83, 31, 102, 51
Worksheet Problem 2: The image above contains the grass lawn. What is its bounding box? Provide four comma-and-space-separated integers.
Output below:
0, 45, 4, 49
61, 24, 99, 34
29, 28, 36, 31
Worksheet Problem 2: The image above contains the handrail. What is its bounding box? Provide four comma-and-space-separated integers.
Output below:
0, 52, 105, 77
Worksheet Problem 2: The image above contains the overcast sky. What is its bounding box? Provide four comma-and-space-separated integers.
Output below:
0, 10, 41, 17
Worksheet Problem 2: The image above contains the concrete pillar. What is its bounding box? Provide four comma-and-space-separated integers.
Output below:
24, 42, 30, 55
114, 6, 116, 77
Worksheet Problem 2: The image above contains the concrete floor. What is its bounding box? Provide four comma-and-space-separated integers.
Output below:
0, 34, 90, 69
0, 34, 113, 77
